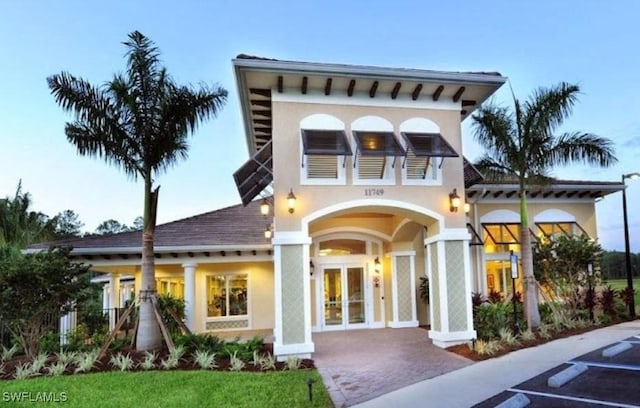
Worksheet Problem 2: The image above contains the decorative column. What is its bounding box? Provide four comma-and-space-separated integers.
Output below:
182, 263, 197, 331
108, 275, 120, 330
425, 229, 475, 348
389, 251, 419, 328
273, 232, 314, 360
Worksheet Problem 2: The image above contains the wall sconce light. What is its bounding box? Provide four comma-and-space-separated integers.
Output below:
464, 202, 470, 214
287, 189, 297, 214
260, 198, 269, 216
310, 260, 315, 276
264, 225, 272, 239
374, 257, 382, 274
449, 188, 460, 213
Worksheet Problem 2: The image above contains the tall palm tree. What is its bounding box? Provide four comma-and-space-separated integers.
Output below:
472, 82, 617, 328
48, 31, 227, 350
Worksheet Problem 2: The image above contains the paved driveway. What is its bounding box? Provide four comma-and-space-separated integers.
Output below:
313, 328, 473, 407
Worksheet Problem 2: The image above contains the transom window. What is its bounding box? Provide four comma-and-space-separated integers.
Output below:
535, 222, 586, 239
319, 239, 367, 256
207, 275, 248, 318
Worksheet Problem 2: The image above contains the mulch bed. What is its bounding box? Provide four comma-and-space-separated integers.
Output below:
0, 343, 315, 380
446, 324, 614, 361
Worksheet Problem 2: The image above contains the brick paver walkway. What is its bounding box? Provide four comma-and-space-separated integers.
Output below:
313, 328, 472, 407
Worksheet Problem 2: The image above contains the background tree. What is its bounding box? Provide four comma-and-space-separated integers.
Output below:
0, 246, 92, 357
131, 216, 144, 231
53, 209, 84, 239
48, 31, 227, 350
0, 182, 56, 249
94, 219, 131, 235
472, 82, 617, 328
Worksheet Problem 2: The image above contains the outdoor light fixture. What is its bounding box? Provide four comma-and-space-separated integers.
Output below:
310, 261, 315, 276
264, 225, 272, 239
374, 257, 382, 273
287, 189, 297, 214
464, 202, 471, 214
260, 198, 269, 216
622, 172, 640, 318
449, 189, 460, 213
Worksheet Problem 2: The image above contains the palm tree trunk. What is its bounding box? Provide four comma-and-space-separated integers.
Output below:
520, 191, 541, 328
136, 182, 162, 350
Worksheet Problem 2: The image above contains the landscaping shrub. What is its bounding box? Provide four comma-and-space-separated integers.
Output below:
473, 303, 519, 340
471, 292, 485, 308
174, 333, 223, 354
487, 290, 503, 304
599, 285, 618, 317
157, 294, 186, 336
221, 336, 264, 360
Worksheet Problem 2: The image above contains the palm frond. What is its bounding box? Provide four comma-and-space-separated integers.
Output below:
548, 131, 618, 168
521, 82, 580, 139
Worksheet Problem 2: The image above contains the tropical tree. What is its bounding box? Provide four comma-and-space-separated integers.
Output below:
94, 219, 131, 235
54, 209, 84, 239
472, 82, 617, 328
47, 31, 227, 350
0, 182, 56, 249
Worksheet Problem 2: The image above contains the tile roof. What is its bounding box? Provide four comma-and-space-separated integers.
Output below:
29, 199, 269, 250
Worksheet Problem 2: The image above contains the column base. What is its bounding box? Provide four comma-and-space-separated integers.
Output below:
388, 320, 419, 328
428, 329, 476, 348
273, 341, 315, 361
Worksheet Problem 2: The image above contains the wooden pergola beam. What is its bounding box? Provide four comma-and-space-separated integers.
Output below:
453, 86, 466, 102
301, 76, 308, 94
324, 78, 332, 95
253, 119, 272, 127
412, 84, 423, 101
252, 110, 272, 118
347, 79, 356, 96
277, 76, 283, 93
250, 100, 271, 108
432, 85, 444, 101
249, 88, 271, 97
369, 81, 379, 98
391, 82, 401, 99
461, 100, 476, 107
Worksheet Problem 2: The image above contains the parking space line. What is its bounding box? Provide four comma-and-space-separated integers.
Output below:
568, 360, 640, 371
507, 388, 640, 408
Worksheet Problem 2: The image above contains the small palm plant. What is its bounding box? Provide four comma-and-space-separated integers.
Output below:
139, 351, 157, 370
110, 352, 135, 371
193, 349, 217, 370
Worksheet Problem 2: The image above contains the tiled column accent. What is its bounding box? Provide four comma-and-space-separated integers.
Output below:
182, 263, 197, 331
273, 232, 314, 360
425, 229, 476, 348
389, 251, 419, 328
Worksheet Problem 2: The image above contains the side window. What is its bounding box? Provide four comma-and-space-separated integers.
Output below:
207, 274, 248, 318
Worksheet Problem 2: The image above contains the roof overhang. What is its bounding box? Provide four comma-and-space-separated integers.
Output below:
466, 181, 625, 201
233, 56, 507, 155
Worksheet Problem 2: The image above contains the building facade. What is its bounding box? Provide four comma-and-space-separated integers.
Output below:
32, 57, 623, 359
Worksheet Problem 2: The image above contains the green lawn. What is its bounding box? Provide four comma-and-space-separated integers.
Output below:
0, 370, 333, 408
604, 278, 640, 313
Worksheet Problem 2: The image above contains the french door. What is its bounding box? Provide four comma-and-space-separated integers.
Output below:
322, 265, 367, 330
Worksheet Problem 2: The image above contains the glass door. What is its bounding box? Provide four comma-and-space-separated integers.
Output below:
346, 267, 365, 326
323, 268, 343, 327
322, 265, 367, 330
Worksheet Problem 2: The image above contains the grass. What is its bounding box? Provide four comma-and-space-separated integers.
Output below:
604, 278, 640, 313
0, 370, 333, 407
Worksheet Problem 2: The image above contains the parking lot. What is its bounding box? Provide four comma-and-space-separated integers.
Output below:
474, 335, 640, 407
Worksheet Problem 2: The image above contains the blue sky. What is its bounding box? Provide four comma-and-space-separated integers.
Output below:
1, 1, 639, 250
